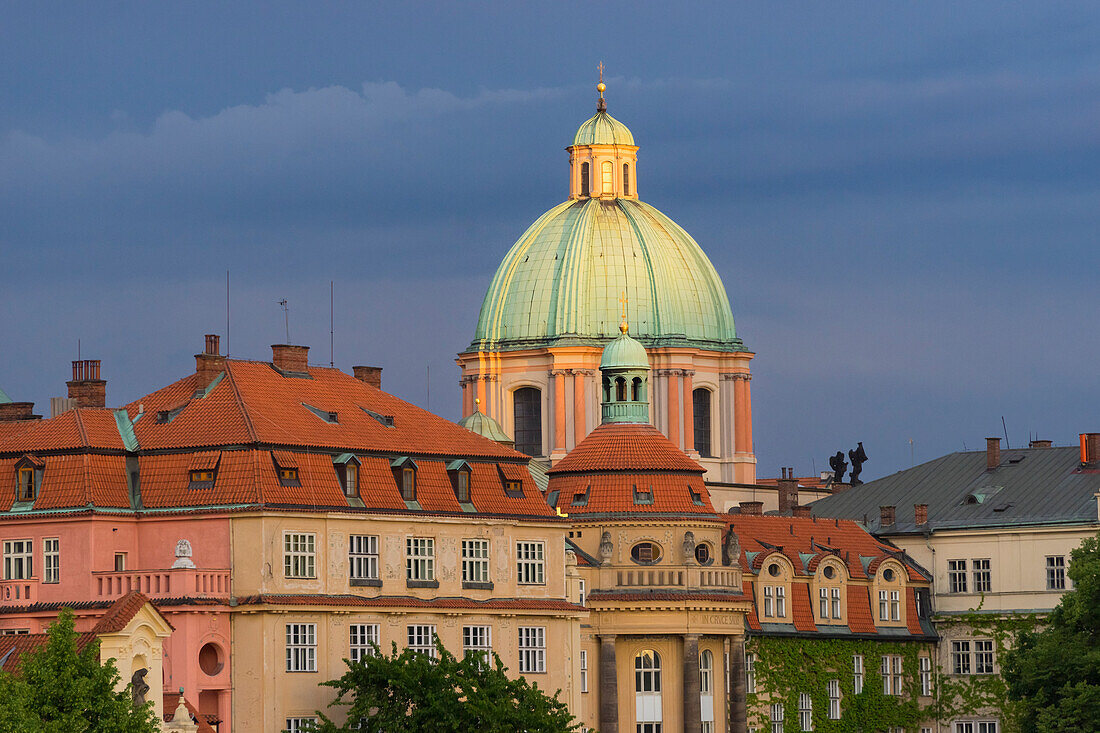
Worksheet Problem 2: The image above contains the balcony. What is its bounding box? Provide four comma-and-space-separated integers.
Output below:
598, 565, 741, 592
93, 568, 231, 600
0, 578, 38, 604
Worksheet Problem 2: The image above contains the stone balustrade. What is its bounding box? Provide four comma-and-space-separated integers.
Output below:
0, 578, 37, 603
598, 564, 741, 592
93, 568, 231, 599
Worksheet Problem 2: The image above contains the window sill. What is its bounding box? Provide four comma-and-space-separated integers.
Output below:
406, 579, 439, 589
350, 578, 382, 588
462, 581, 494, 590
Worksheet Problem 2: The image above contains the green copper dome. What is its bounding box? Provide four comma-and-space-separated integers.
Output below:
573, 110, 635, 146
457, 408, 514, 446
471, 198, 744, 352
600, 328, 651, 370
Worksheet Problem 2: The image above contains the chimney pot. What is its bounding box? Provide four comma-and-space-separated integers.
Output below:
914, 503, 928, 525
195, 335, 227, 391
271, 344, 310, 373
352, 365, 383, 389
880, 505, 896, 526
66, 359, 106, 408
777, 472, 799, 515
986, 437, 1001, 470
1029, 439, 1053, 449
1082, 433, 1100, 465
739, 501, 763, 516
204, 334, 220, 356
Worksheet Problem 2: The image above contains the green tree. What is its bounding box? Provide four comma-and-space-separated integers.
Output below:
0, 608, 159, 733
1003, 532, 1100, 733
309, 638, 582, 733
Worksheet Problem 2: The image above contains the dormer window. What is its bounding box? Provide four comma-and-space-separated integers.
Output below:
16, 467, 34, 502
391, 457, 418, 503
689, 486, 704, 506
189, 470, 215, 489
333, 454, 361, 498
188, 452, 219, 489
302, 403, 338, 424
504, 480, 523, 498
633, 484, 653, 505
447, 460, 472, 504
272, 452, 301, 487
571, 485, 590, 506
279, 468, 299, 484
13, 456, 43, 504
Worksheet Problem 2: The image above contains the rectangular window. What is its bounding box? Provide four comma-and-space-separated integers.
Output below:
637, 725, 662, 733
798, 692, 813, 731
770, 703, 784, 733
853, 654, 863, 694
349, 623, 380, 663
819, 587, 829, 618
343, 462, 358, 497
17, 467, 34, 501
3, 540, 32, 580
831, 587, 841, 618
579, 578, 586, 606
348, 535, 379, 582
406, 537, 435, 581
974, 640, 995, 674
518, 626, 546, 673
879, 590, 889, 620
516, 541, 545, 585
283, 533, 316, 579
952, 640, 972, 675
892, 655, 903, 694
285, 623, 317, 672
462, 625, 492, 664
462, 539, 490, 584
977, 723, 998, 733
948, 559, 968, 593
973, 558, 992, 593
114, 552, 126, 572
455, 470, 470, 502
702, 723, 714, 733
776, 585, 786, 617
827, 679, 840, 719
401, 467, 416, 500
746, 652, 756, 693
1046, 556, 1066, 590
0, 629, 29, 635
43, 538, 59, 583
955, 724, 974, 733
881, 655, 903, 695
763, 586, 774, 617
580, 649, 589, 693
920, 655, 932, 695
284, 718, 317, 733
890, 590, 900, 621
407, 624, 437, 657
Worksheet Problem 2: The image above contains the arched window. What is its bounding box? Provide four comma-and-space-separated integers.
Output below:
602, 376, 611, 403
601, 161, 614, 194
635, 649, 662, 732
616, 377, 628, 402
693, 388, 713, 457
700, 649, 715, 732
513, 388, 543, 457
623, 163, 631, 196
632, 377, 644, 401
580, 162, 590, 196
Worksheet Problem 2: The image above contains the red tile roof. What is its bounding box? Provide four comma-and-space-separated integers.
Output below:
548, 422, 705, 474
92, 591, 157, 634
549, 473, 718, 516
743, 580, 761, 631
790, 582, 817, 632
845, 585, 877, 634
0, 408, 125, 453
235, 594, 584, 612
905, 588, 924, 635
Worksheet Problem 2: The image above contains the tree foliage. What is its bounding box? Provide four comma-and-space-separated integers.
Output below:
309, 638, 582, 733
1003, 532, 1100, 733
0, 608, 159, 733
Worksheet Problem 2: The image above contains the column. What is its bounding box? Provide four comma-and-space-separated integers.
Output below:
476, 374, 487, 413
461, 377, 472, 417
599, 634, 619, 733
733, 376, 747, 454
552, 370, 567, 456
572, 370, 588, 447
682, 370, 696, 455
728, 635, 747, 733
666, 370, 681, 449
683, 634, 702, 733
741, 374, 753, 455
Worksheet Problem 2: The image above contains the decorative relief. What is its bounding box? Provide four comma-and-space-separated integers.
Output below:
171, 540, 195, 569
682, 531, 697, 563
598, 532, 613, 566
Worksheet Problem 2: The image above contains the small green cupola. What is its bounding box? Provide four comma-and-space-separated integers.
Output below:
600, 311, 651, 424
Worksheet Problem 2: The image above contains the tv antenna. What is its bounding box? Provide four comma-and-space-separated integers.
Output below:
279, 299, 289, 343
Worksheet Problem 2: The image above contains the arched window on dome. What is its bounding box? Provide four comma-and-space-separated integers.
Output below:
580, 162, 590, 197
693, 388, 713, 457
602, 376, 611, 403
513, 388, 542, 457
632, 376, 644, 402
601, 161, 613, 194
616, 377, 628, 402
623, 163, 631, 196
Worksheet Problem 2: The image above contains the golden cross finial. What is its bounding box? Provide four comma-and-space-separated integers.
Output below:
619, 290, 629, 334
596, 62, 607, 111
598, 61, 604, 85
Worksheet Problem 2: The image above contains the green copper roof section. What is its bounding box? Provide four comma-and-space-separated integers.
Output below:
573, 110, 635, 146
0, 386, 11, 404
600, 330, 650, 370
471, 198, 743, 352
457, 410, 514, 445
113, 409, 140, 452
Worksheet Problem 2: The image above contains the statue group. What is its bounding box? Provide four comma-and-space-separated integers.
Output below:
829, 442, 868, 485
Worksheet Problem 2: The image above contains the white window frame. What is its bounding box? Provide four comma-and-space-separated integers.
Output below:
763, 586, 774, 617
746, 651, 756, 693
881, 654, 903, 695
948, 559, 968, 593
43, 538, 59, 584
776, 585, 786, 617
462, 625, 492, 664
2, 540, 32, 581
879, 589, 889, 620
819, 587, 829, 618
518, 626, 546, 673
462, 539, 490, 584
831, 586, 841, 617
406, 537, 435, 581
890, 589, 901, 621
580, 649, 588, 693
827, 678, 840, 719
973, 558, 992, 593
283, 533, 316, 579
974, 639, 995, 675
407, 624, 437, 657
285, 623, 317, 672
516, 541, 546, 585
1046, 555, 1066, 590
349, 623, 379, 663
348, 535, 379, 581
798, 692, 813, 731
579, 578, 586, 606
952, 640, 972, 675
853, 654, 863, 694
770, 703, 784, 733
920, 655, 932, 695
285, 717, 317, 733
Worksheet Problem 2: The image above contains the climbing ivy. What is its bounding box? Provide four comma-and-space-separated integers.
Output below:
747, 636, 929, 732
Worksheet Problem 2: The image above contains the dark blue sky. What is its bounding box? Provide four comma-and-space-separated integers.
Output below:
2, 2, 1098, 480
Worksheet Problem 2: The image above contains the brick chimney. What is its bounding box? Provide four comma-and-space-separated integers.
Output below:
67, 360, 106, 408
1081, 433, 1100, 465
1029, 439, 1053, 449
879, 505, 896, 526
0, 402, 39, 421
914, 503, 928, 525
352, 365, 383, 389
792, 505, 812, 518
271, 344, 309, 373
739, 501, 763, 516
777, 467, 799, 515
195, 334, 226, 391
986, 437, 1001, 470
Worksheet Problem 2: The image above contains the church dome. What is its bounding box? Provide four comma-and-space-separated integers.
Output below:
573, 110, 635, 147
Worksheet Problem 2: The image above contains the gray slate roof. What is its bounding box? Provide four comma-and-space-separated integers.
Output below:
810, 446, 1100, 534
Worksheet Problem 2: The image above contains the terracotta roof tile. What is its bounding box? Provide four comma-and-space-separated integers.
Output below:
549, 473, 717, 516
548, 422, 705, 474
790, 582, 817, 632
846, 585, 877, 634
743, 580, 761, 631
33, 454, 129, 510
0, 408, 124, 453
188, 452, 221, 471
0, 631, 98, 673
905, 588, 923, 635
92, 591, 153, 634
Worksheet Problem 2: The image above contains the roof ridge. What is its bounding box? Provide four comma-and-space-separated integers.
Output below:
72, 409, 90, 446
223, 361, 260, 443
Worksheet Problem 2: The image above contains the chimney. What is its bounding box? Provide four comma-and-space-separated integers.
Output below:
986, 437, 1001, 470
739, 501, 763, 516
777, 468, 799, 515
1081, 433, 1100, 465
914, 503, 928, 525
195, 334, 226, 391
0, 402, 39, 421
352, 365, 383, 389
792, 505, 812, 518
1029, 439, 1053, 449
880, 505, 896, 526
66, 360, 106, 408
271, 344, 309, 373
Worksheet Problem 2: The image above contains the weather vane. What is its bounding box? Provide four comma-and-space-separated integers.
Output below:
597, 62, 606, 111
619, 290, 629, 333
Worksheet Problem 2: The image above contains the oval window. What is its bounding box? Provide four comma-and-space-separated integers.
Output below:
823, 565, 836, 579
882, 568, 896, 582
695, 543, 711, 565
768, 563, 781, 577
630, 542, 662, 564
199, 642, 223, 676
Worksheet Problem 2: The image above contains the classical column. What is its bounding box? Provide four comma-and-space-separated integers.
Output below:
741, 374, 752, 455
732, 375, 748, 454
572, 370, 589, 447
683, 634, 702, 733
599, 634, 619, 733
461, 376, 472, 417
682, 370, 696, 454
665, 370, 681, 449
727, 635, 747, 733
476, 374, 487, 413
552, 370, 567, 455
